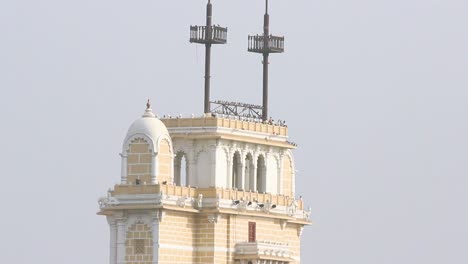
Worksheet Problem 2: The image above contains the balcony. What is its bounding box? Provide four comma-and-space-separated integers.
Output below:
190, 25, 227, 44
234, 241, 292, 262
248, 35, 284, 53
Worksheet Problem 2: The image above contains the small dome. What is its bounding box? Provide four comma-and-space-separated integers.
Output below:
124, 104, 170, 148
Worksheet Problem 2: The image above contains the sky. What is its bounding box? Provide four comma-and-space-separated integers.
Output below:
0, 0, 467, 263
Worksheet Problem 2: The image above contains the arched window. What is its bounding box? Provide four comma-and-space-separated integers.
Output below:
174, 152, 189, 186
256, 155, 266, 193
232, 151, 242, 189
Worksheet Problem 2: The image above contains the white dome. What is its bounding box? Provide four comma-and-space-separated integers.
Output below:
124, 108, 170, 149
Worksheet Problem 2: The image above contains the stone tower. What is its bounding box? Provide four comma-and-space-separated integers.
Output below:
98, 103, 311, 264
98, 1, 311, 263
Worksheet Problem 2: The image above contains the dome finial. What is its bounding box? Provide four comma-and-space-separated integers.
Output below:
142, 99, 155, 118
146, 99, 151, 110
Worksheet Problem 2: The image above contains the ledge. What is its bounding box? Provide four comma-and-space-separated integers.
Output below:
161, 117, 288, 137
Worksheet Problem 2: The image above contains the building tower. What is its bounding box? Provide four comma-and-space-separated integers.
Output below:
98, 2, 311, 264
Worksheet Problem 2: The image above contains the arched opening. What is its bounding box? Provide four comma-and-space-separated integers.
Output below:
232, 151, 242, 189
174, 152, 189, 186
256, 155, 266, 193
245, 153, 255, 191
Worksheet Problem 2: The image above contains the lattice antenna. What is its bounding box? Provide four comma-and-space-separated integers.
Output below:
190, 0, 228, 114
248, 0, 284, 121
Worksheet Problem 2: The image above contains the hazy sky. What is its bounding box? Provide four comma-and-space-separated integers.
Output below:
1, 0, 467, 263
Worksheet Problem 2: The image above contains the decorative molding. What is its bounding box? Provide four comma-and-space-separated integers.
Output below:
176, 196, 190, 207
196, 194, 203, 208
151, 209, 165, 222
287, 200, 298, 217
303, 206, 312, 221
122, 133, 154, 153
207, 214, 219, 224
280, 219, 287, 230
98, 196, 120, 209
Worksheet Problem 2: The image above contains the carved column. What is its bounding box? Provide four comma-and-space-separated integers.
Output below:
210, 144, 217, 186
151, 210, 164, 264
279, 153, 285, 195
227, 153, 233, 188
151, 151, 158, 183
107, 216, 117, 264
119, 153, 128, 184
252, 163, 258, 192
239, 158, 245, 190
187, 148, 197, 187
116, 217, 127, 264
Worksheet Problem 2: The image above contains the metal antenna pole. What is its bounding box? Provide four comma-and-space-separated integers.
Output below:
190, 0, 227, 115
248, 0, 284, 122
262, 0, 270, 121
204, 0, 212, 114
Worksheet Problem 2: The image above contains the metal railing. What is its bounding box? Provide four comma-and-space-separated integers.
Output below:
190, 25, 228, 44
248, 35, 284, 53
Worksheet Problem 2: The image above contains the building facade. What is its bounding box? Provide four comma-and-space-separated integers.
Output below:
98, 105, 311, 264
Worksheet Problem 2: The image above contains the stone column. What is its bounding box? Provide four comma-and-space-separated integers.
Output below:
151, 210, 163, 264
227, 156, 233, 188
107, 216, 117, 264
279, 154, 285, 195
151, 151, 158, 183
252, 164, 257, 192
116, 218, 127, 264
188, 156, 197, 187
120, 153, 127, 184
239, 159, 245, 190
210, 144, 217, 186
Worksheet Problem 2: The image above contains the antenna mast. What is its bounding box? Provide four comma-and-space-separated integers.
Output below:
190, 0, 228, 114
248, 0, 284, 121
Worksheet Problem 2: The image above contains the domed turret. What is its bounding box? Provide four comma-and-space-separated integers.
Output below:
120, 101, 174, 185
